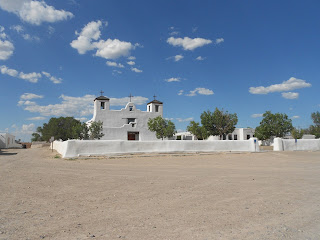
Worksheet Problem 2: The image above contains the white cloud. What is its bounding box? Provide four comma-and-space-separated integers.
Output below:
249, 77, 311, 94
0, 26, 14, 60
178, 90, 184, 96
196, 56, 205, 61
127, 61, 135, 65
170, 31, 179, 36
291, 116, 300, 119
176, 117, 193, 122
10, 25, 24, 33
22, 33, 40, 41
215, 38, 224, 44
10, 24, 39, 41
127, 56, 136, 60
71, 20, 135, 60
0, 0, 74, 25
0, 65, 62, 83
282, 92, 299, 99
167, 36, 212, 50
0, 65, 18, 77
19, 94, 149, 117
251, 113, 263, 118
185, 87, 214, 96
131, 67, 142, 73
20, 93, 43, 100
106, 61, 124, 68
19, 71, 41, 83
165, 77, 180, 82
174, 54, 183, 62
27, 116, 45, 120
112, 70, 122, 75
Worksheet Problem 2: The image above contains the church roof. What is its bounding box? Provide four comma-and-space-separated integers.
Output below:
94, 96, 110, 101
147, 99, 163, 105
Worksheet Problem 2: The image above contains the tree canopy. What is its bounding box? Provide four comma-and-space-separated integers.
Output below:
148, 116, 176, 140
200, 108, 238, 139
254, 111, 293, 140
186, 121, 209, 140
310, 111, 320, 138
291, 128, 304, 139
32, 117, 104, 141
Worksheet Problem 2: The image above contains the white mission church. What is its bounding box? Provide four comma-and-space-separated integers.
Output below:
87, 93, 163, 141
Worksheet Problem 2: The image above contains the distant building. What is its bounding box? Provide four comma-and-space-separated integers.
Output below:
207, 128, 255, 141
87, 94, 163, 141
0, 133, 22, 149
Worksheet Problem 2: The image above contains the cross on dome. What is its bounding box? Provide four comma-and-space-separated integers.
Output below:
100, 90, 104, 96
129, 93, 134, 102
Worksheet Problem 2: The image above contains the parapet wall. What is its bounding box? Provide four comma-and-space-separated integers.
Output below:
52, 138, 260, 158
274, 138, 320, 151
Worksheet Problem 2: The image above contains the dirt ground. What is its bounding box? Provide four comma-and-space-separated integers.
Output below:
0, 148, 320, 240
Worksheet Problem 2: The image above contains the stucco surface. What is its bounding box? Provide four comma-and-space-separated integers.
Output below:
274, 138, 320, 151
53, 138, 259, 158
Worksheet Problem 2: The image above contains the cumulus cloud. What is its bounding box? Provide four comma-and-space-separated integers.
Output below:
106, 61, 124, 68
131, 67, 142, 73
0, 0, 74, 25
27, 116, 46, 120
251, 113, 263, 118
178, 90, 184, 96
0, 65, 62, 83
196, 56, 205, 61
20, 93, 43, 100
176, 117, 193, 122
18, 94, 149, 118
10, 24, 39, 41
167, 36, 212, 50
174, 54, 183, 62
282, 92, 299, 99
127, 56, 136, 60
215, 38, 224, 44
249, 77, 311, 94
185, 87, 214, 96
71, 20, 136, 60
0, 26, 14, 60
165, 77, 180, 82
127, 61, 135, 65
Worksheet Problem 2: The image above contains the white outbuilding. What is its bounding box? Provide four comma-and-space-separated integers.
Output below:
0, 133, 22, 149
87, 94, 163, 141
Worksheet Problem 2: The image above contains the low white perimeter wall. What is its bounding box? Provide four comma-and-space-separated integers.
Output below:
51, 141, 69, 157
53, 138, 260, 158
274, 138, 320, 151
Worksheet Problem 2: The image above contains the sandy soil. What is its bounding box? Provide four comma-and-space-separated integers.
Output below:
0, 148, 320, 240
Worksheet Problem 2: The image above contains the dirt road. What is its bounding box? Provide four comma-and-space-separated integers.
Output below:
1, 148, 320, 239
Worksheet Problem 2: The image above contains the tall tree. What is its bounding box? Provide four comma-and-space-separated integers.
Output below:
291, 128, 304, 139
88, 121, 104, 140
148, 116, 176, 140
200, 108, 238, 139
187, 121, 209, 140
309, 111, 320, 138
254, 111, 293, 140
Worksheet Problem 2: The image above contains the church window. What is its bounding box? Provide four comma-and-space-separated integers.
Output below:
155, 105, 159, 112
129, 106, 133, 111
101, 102, 105, 109
234, 135, 238, 140
127, 118, 136, 124
148, 106, 150, 112
247, 135, 251, 140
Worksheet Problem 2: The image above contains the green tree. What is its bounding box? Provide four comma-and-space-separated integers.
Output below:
148, 116, 176, 140
200, 108, 238, 139
309, 111, 320, 138
31, 132, 43, 142
291, 128, 304, 139
72, 122, 89, 140
254, 111, 293, 140
88, 120, 104, 140
187, 121, 209, 140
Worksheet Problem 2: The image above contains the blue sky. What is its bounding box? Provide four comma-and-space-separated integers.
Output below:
0, 0, 319, 141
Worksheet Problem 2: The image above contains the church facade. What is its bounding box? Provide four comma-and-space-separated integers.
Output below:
87, 94, 163, 141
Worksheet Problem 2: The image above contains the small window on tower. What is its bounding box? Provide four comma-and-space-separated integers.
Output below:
155, 105, 159, 112
148, 106, 150, 112
101, 102, 105, 109
129, 106, 133, 111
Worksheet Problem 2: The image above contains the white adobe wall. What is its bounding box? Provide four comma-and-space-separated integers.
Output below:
274, 138, 320, 151
53, 138, 260, 158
